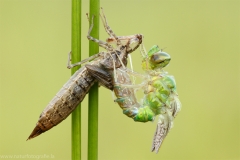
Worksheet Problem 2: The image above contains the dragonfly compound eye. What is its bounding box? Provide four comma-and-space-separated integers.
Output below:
150, 52, 171, 69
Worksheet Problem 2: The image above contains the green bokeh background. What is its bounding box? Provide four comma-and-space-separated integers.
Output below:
0, 0, 239, 160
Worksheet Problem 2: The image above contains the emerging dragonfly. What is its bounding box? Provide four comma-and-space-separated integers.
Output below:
111, 45, 181, 153
27, 8, 143, 140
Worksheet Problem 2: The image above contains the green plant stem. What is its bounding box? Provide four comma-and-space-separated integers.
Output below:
71, 0, 81, 159
88, 0, 99, 160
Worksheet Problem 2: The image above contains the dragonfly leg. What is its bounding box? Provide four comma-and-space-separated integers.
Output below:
115, 82, 146, 90
115, 68, 148, 90
87, 15, 113, 51
118, 68, 147, 79
100, 7, 121, 45
140, 43, 147, 57
67, 51, 103, 69
86, 13, 90, 22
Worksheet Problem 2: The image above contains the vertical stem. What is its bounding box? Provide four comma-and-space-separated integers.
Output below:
71, 0, 81, 159
88, 0, 99, 160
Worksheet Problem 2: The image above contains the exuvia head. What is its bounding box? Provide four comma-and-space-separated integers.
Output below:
127, 34, 143, 53
106, 34, 143, 53
117, 34, 143, 53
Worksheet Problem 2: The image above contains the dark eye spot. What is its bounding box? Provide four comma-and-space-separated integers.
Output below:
116, 51, 121, 55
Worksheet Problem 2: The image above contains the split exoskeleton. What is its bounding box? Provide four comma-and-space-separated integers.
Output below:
28, 8, 143, 140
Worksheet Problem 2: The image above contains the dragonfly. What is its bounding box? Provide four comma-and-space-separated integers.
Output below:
111, 45, 181, 153
27, 8, 143, 140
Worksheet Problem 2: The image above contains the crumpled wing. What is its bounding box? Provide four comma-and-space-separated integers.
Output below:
171, 95, 181, 118
151, 114, 172, 153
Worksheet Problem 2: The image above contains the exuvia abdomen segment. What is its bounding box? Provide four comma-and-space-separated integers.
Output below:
28, 67, 96, 139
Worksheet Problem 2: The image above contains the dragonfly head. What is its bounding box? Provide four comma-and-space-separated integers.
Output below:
142, 46, 171, 71
150, 51, 171, 69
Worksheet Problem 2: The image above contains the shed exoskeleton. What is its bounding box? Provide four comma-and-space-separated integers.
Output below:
27, 8, 143, 140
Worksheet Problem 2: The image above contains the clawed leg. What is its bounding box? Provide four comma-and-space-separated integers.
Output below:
100, 7, 121, 45
127, 54, 136, 84
87, 15, 113, 51
118, 68, 147, 79
114, 68, 148, 89
67, 51, 103, 69
115, 81, 147, 90
140, 43, 150, 70
86, 13, 90, 22
140, 43, 147, 57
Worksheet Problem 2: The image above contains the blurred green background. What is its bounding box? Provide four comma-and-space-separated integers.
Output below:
0, 0, 239, 160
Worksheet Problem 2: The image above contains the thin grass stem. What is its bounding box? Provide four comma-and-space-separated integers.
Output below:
88, 0, 100, 159
71, 0, 81, 159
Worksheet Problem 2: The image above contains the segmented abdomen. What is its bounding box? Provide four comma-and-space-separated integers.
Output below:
144, 75, 178, 114
113, 69, 155, 122
114, 69, 140, 118
114, 70, 180, 123
28, 67, 96, 140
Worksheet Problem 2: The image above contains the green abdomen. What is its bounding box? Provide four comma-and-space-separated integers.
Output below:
143, 75, 177, 115
113, 70, 178, 123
